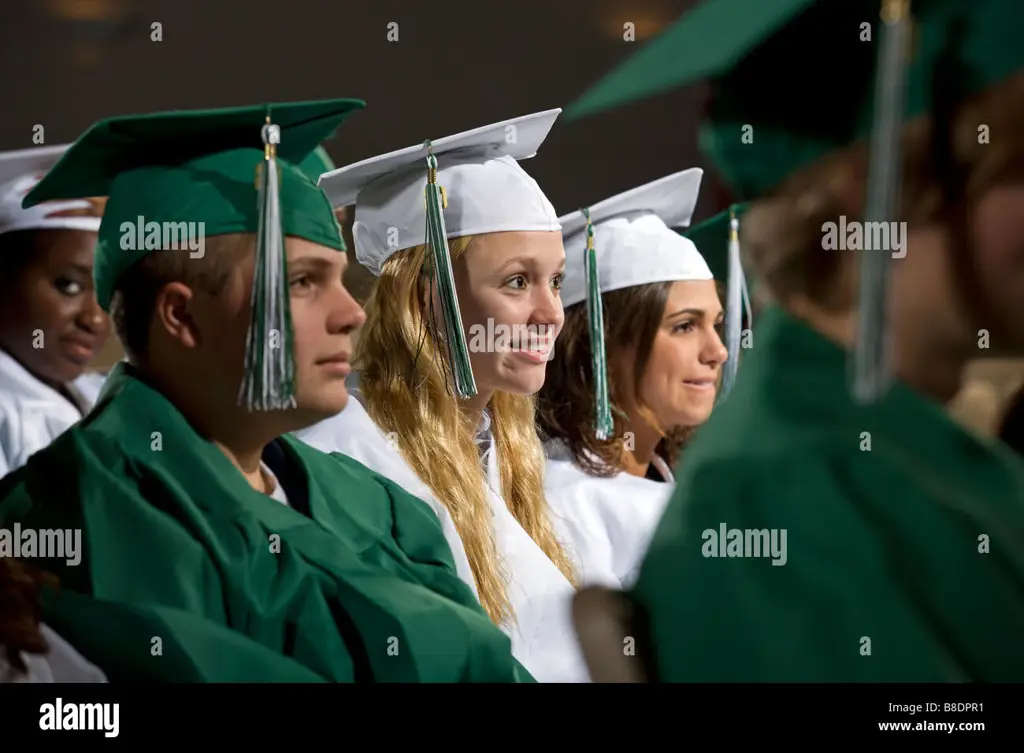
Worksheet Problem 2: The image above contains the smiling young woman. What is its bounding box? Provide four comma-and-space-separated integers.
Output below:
296, 110, 591, 682
0, 145, 110, 478
538, 170, 734, 589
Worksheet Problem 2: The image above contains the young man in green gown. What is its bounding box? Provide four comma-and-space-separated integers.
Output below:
0, 99, 532, 682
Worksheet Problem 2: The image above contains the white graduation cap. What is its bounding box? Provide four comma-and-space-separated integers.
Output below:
558, 168, 708, 308
318, 109, 563, 276
0, 144, 104, 237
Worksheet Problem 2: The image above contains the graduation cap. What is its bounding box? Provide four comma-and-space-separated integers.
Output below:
297, 146, 336, 183
318, 110, 564, 398
567, 0, 1024, 200
24, 98, 365, 411
559, 169, 709, 309
0, 145, 105, 237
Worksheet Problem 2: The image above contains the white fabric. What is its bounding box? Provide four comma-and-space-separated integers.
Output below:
260, 461, 290, 506
295, 394, 590, 683
0, 349, 106, 478
0, 623, 108, 683
544, 439, 673, 589
559, 169, 711, 308
318, 110, 563, 276
0, 145, 102, 236
649, 454, 675, 483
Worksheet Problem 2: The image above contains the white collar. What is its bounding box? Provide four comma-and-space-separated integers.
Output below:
0, 348, 86, 414
544, 437, 674, 482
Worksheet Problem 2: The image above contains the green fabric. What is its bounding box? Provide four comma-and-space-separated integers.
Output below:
22, 100, 365, 310
567, 0, 1024, 199
631, 306, 1024, 681
0, 364, 532, 683
298, 146, 336, 183
683, 204, 749, 289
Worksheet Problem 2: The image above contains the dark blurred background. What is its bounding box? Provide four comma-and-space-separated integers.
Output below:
3, 0, 1021, 431
0, 0, 726, 293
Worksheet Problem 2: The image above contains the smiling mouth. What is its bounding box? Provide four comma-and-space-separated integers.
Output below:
510, 342, 552, 357
683, 379, 716, 389
62, 338, 97, 358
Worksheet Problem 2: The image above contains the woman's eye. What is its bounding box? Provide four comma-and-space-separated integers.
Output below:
55, 278, 83, 296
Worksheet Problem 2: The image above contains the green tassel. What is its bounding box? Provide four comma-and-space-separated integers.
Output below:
582, 208, 613, 440
423, 143, 476, 398
238, 114, 296, 411
851, 0, 911, 405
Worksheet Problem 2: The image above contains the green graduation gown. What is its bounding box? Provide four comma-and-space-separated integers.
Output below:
0, 365, 532, 683
631, 306, 1024, 681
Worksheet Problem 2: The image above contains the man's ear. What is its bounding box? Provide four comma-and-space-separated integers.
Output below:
152, 282, 199, 350
572, 586, 651, 683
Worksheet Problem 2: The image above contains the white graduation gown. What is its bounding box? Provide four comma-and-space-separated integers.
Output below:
544, 439, 674, 589
296, 393, 590, 683
0, 349, 108, 478
0, 623, 108, 683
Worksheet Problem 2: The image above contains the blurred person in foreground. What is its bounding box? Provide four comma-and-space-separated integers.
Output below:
568, 0, 1024, 681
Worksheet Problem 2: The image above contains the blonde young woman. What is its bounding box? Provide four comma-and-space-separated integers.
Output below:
538, 170, 741, 589
296, 111, 589, 682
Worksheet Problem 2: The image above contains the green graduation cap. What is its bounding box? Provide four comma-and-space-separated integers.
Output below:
24, 98, 365, 411
297, 145, 336, 183
569, 0, 1024, 200
683, 204, 748, 290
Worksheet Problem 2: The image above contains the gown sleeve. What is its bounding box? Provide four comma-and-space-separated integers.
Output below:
0, 434, 345, 682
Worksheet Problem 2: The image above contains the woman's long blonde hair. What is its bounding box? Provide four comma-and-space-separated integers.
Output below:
356, 236, 578, 624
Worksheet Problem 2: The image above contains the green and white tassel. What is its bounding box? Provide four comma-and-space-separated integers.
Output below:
852, 0, 911, 404
719, 206, 749, 402
423, 142, 476, 398
582, 208, 613, 440
238, 114, 296, 411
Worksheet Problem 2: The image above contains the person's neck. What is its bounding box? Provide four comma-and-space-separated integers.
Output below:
619, 418, 661, 479
144, 362, 275, 493
789, 300, 968, 405
459, 388, 495, 437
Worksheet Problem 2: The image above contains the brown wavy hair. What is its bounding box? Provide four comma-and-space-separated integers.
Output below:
0, 558, 53, 676
536, 281, 695, 477
357, 236, 577, 625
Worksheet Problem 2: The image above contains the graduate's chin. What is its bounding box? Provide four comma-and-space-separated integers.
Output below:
295, 383, 350, 417
495, 362, 547, 396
